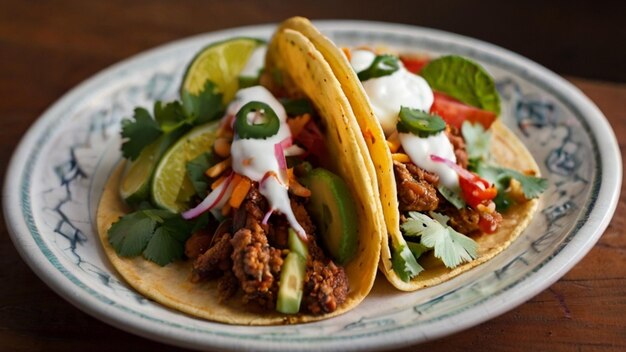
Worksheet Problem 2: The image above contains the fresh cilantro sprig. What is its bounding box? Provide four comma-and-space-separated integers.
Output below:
391, 241, 424, 282
120, 81, 223, 160
108, 208, 206, 266
401, 211, 478, 269
475, 164, 548, 210
461, 120, 548, 210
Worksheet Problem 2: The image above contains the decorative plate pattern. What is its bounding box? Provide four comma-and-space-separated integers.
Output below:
3, 21, 620, 351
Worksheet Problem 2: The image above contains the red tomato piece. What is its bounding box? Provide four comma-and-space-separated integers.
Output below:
459, 175, 497, 209
430, 92, 497, 130
399, 55, 430, 74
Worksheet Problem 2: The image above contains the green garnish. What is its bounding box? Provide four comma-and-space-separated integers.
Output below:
121, 80, 223, 160
421, 55, 500, 115
396, 107, 446, 137
357, 54, 400, 81
461, 121, 492, 167
401, 211, 478, 269
437, 185, 466, 209
108, 209, 196, 266
407, 241, 430, 260
391, 242, 424, 282
475, 164, 548, 211
281, 98, 314, 116
234, 101, 280, 139
186, 151, 219, 198
181, 80, 224, 125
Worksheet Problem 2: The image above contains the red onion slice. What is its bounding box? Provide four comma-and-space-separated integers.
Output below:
182, 173, 234, 219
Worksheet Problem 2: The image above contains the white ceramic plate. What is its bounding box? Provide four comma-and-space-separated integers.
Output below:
3, 21, 621, 351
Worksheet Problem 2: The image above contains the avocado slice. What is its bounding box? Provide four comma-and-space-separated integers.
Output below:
301, 168, 357, 264
276, 252, 306, 314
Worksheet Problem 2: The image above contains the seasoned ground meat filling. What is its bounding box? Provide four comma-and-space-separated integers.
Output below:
394, 160, 439, 212
231, 224, 283, 309
186, 183, 349, 314
304, 259, 349, 314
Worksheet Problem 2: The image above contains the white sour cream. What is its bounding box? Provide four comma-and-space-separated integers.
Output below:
350, 49, 434, 136
349, 49, 459, 189
239, 45, 267, 79
399, 132, 459, 189
227, 86, 305, 236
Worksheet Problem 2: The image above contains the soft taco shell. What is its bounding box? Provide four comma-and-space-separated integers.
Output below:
97, 22, 382, 324
278, 17, 541, 291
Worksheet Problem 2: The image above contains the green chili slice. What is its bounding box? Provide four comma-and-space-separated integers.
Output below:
396, 107, 446, 137
234, 101, 280, 139
357, 54, 400, 81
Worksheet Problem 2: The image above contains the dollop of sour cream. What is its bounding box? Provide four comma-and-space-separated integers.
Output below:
239, 45, 267, 79
349, 49, 459, 189
227, 86, 305, 235
350, 50, 434, 136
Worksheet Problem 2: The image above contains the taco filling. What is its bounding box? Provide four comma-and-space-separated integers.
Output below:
181, 85, 350, 314
344, 48, 547, 282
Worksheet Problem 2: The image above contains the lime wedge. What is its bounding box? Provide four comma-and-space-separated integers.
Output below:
181, 37, 265, 104
151, 121, 220, 213
119, 131, 184, 205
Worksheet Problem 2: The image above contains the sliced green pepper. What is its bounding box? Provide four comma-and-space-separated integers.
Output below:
234, 101, 280, 139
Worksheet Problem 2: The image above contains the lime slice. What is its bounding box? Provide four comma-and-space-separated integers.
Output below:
151, 121, 220, 212
181, 37, 265, 104
120, 131, 183, 205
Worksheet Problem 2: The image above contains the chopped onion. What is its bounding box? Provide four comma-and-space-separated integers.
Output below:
262, 209, 273, 225
274, 143, 287, 171
182, 173, 234, 219
430, 154, 474, 180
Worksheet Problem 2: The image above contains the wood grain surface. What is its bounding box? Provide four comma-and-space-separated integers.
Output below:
1, 1, 625, 351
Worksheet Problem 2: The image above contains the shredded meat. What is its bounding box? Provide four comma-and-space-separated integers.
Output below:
437, 199, 503, 235
303, 259, 349, 314
233, 185, 267, 232
191, 231, 233, 282
230, 223, 284, 309
185, 229, 214, 260
446, 126, 469, 169
217, 271, 239, 302
394, 160, 440, 212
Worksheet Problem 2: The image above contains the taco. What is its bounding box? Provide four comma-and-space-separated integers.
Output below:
97, 20, 382, 324
278, 17, 547, 291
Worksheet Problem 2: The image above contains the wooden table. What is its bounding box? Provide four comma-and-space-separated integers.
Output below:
1, 2, 625, 351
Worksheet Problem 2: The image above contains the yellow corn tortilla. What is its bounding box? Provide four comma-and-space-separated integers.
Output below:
97, 21, 382, 324
279, 17, 541, 291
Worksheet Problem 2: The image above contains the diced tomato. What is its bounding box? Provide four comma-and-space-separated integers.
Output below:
458, 174, 497, 209
399, 55, 430, 74
431, 92, 497, 129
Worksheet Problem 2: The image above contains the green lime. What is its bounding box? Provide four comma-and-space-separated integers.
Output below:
181, 37, 265, 104
151, 121, 220, 213
119, 131, 184, 205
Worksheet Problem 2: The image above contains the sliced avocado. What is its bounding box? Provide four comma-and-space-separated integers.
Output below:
301, 168, 357, 264
288, 228, 308, 259
276, 252, 306, 314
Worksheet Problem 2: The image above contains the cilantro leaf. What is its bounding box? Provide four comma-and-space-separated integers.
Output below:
143, 227, 186, 266
154, 101, 190, 133
407, 241, 430, 260
107, 209, 196, 266
121, 108, 163, 160
402, 212, 478, 269
391, 243, 424, 282
475, 164, 548, 210
421, 55, 500, 115
438, 184, 466, 209
461, 121, 492, 165
186, 152, 218, 197
181, 80, 224, 125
